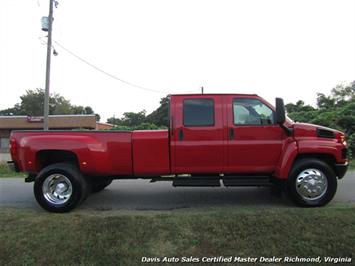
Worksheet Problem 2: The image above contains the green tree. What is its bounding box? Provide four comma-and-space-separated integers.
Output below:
121, 110, 147, 127
146, 96, 170, 127
134, 122, 159, 130
316, 93, 335, 109
287, 81, 355, 156
107, 116, 122, 125
285, 100, 315, 113
331, 82, 355, 104
0, 88, 100, 120
106, 96, 170, 129
0, 105, 21, 116
316, 82, 354, 109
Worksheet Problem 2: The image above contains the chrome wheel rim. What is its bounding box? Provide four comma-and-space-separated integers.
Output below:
295, 168, 328, 201
42, 174, 73, 205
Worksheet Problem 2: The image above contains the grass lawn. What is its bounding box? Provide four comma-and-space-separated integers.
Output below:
0, 205, 354, 265
349, 158, 355, 171
0, 163, 25, 178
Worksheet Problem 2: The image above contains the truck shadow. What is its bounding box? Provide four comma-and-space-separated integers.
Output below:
82, 180, 293, 211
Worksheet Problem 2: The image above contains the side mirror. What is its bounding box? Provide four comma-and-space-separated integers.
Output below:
275, 98, 286, 124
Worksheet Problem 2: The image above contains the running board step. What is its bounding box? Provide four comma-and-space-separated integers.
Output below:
223, 176, 272, 187
173, 179, 221, 187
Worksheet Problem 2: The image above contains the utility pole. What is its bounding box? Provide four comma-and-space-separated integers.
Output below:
43, 0, 54, 130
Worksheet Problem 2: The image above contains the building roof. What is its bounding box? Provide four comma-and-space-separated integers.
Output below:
0, 115, 96, 129
96, 122, 115, 130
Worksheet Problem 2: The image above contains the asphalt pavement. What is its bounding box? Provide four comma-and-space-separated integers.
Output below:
0, 172, 354, 211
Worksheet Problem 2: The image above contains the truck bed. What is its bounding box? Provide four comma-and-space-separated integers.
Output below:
10, 130, 170, 177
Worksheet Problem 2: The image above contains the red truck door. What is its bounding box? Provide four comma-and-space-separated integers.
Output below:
224, 95, 283, 173
171, 95, 225, 174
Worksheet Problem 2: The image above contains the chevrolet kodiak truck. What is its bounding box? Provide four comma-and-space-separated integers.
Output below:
8, 94, 348, 212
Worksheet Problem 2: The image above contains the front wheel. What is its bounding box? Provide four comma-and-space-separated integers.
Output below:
34, 163, 89, 213
287, 158, 337, 207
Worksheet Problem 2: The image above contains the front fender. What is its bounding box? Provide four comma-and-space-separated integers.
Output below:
274, 139, 298, 179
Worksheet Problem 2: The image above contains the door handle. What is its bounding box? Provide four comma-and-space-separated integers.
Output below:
229, 128, 234, 140
178, 129, 184, 141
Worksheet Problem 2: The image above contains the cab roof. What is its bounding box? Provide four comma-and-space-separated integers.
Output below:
169, 93, 258, 97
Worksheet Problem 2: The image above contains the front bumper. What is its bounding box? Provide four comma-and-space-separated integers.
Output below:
335, 162, 349, 179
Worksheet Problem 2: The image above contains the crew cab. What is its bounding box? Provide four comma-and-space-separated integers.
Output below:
8, 94, 349, 212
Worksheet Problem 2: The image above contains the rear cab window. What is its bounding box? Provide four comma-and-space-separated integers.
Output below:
183, 99, 214, 126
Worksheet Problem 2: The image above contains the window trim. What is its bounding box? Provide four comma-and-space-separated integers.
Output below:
183, 98, 215, 127
232, 98, 276, 126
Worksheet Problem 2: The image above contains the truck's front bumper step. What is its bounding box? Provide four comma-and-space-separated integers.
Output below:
25, 174, 36, 183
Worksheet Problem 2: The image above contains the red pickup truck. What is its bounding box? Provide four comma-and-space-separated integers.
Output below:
8, 94, 348, 212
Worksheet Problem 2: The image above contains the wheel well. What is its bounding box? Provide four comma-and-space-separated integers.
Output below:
294, 153, 336, 171
36, 150, 79, 170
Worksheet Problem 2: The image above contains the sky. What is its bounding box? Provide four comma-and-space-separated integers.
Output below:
0, 0, 354, 122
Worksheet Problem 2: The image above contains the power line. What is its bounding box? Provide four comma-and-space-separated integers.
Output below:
54, 40, 169, 94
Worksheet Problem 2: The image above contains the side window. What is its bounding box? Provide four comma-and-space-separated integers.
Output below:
183, 99, 214, 126
233, 98, 274, 125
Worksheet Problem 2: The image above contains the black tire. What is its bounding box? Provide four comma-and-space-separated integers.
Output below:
287, 158, 337, 207
90, 179, 113, 193
34, 163, 89, 213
